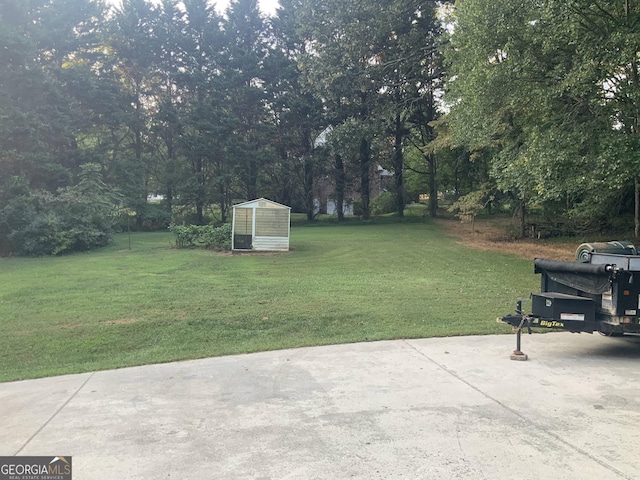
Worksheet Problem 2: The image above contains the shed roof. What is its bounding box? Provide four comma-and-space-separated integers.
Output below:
232, 198, 291, 210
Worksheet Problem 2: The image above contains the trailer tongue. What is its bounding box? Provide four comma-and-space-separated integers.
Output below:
499, 247, 640, 359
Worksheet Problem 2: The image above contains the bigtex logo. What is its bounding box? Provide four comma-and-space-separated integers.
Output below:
0, 456, 72, 480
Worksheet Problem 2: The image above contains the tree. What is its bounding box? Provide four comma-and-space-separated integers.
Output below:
0, 163, 120, 256
151, 0, 188, 215
565, 1, 640, 236
376, 0, 443, 217
107, 0, 161, 220
221, 0, 275, 202
176, 0, 229, 224
298, 0, 394, 220
0, 0, 105, 191
446, 0, 640, 235
448, 183, 492, 233
297, 0, 446, 219
0, 0, 126, 254
267, 0, 325, 218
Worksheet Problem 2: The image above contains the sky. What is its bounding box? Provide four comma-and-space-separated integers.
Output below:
216, 0, 279, 15
105, 0, 280, 16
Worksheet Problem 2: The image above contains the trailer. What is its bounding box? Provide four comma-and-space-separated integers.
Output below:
499, 242, 640, 360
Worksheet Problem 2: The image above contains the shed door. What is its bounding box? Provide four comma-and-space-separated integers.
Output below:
234, 208, 253, 250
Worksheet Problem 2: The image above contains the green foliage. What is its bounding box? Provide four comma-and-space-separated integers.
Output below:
201, 223, 232, 250
1, 0, 451, 233
298, 0, 443, 219
370, 192, 396, 215
449, 190, 487, 220
171, 209, 216, 227
139, 204, 172, 231
169, 223, 231, 251
0, 164, 119, 256
114, 203, 171, 232
169, 224, 200, 248
352, 199, 363, 216
445, 0, 640, 229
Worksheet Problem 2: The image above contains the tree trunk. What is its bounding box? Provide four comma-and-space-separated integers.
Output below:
428, 153, 437, 217
246, 161, 258, 200
134, 79, 146, 228
635, 176, 639, 239
165, 186, 173, 213
304, 155, 314, 221
196, 156, 204, 225
359, 92, 371, 220
394, 111, 404, 217
520, 199, 527, 239
629, 0, 639, 239
335, 153, 345, 222
220, 183, 228, 224
359, 138, 370, 220
196, 204, 204, 225
425, 85, 438, 218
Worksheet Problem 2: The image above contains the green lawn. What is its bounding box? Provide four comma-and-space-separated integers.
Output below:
0, 219, 538, 382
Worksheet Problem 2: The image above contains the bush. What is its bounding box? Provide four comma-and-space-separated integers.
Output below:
370, 192, 396, 215
200, 223, 232, 250
352, 199, 363, 216
168, 224, 201, 248
114, 204, 172, 233
139, 204, 172, 231
0, 164, 118, 256
169, 223, 231, 251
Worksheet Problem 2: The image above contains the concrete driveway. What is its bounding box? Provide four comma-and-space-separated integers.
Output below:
1, 333, 640, 479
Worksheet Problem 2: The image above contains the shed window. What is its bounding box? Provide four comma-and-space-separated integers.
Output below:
234, 208, 252, 235
255, 209, 289, 237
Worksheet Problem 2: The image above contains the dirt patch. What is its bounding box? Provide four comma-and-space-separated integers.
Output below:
436, 217, 578, 262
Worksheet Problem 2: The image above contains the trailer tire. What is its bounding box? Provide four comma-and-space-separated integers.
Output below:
598, 331, 625, 337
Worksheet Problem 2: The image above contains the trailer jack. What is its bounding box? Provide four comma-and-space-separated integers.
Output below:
504, 300, 532, 361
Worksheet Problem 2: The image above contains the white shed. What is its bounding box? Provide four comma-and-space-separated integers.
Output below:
232, 198, 291, 252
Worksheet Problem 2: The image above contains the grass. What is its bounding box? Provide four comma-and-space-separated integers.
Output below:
0, 218, 538, 382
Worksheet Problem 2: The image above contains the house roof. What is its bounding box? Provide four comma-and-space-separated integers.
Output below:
232, 198, 291, 210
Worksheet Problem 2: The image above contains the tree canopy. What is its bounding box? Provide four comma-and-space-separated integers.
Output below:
2, 0, 640, 255
446, 0, 640, 235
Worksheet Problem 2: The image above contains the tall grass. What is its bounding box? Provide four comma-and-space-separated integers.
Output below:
0, 219, 537, 381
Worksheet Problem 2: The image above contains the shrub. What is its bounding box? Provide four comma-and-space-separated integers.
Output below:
169, 223, 232, 251
168, 224, 202, 248
200, 223, 232, 251
139, 204, 172, 231
370, 191, 396, 215
0, 164, 118, 256
352, 199, 363, 216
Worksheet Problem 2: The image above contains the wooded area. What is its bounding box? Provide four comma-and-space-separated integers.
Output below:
1, 0, 639, 255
